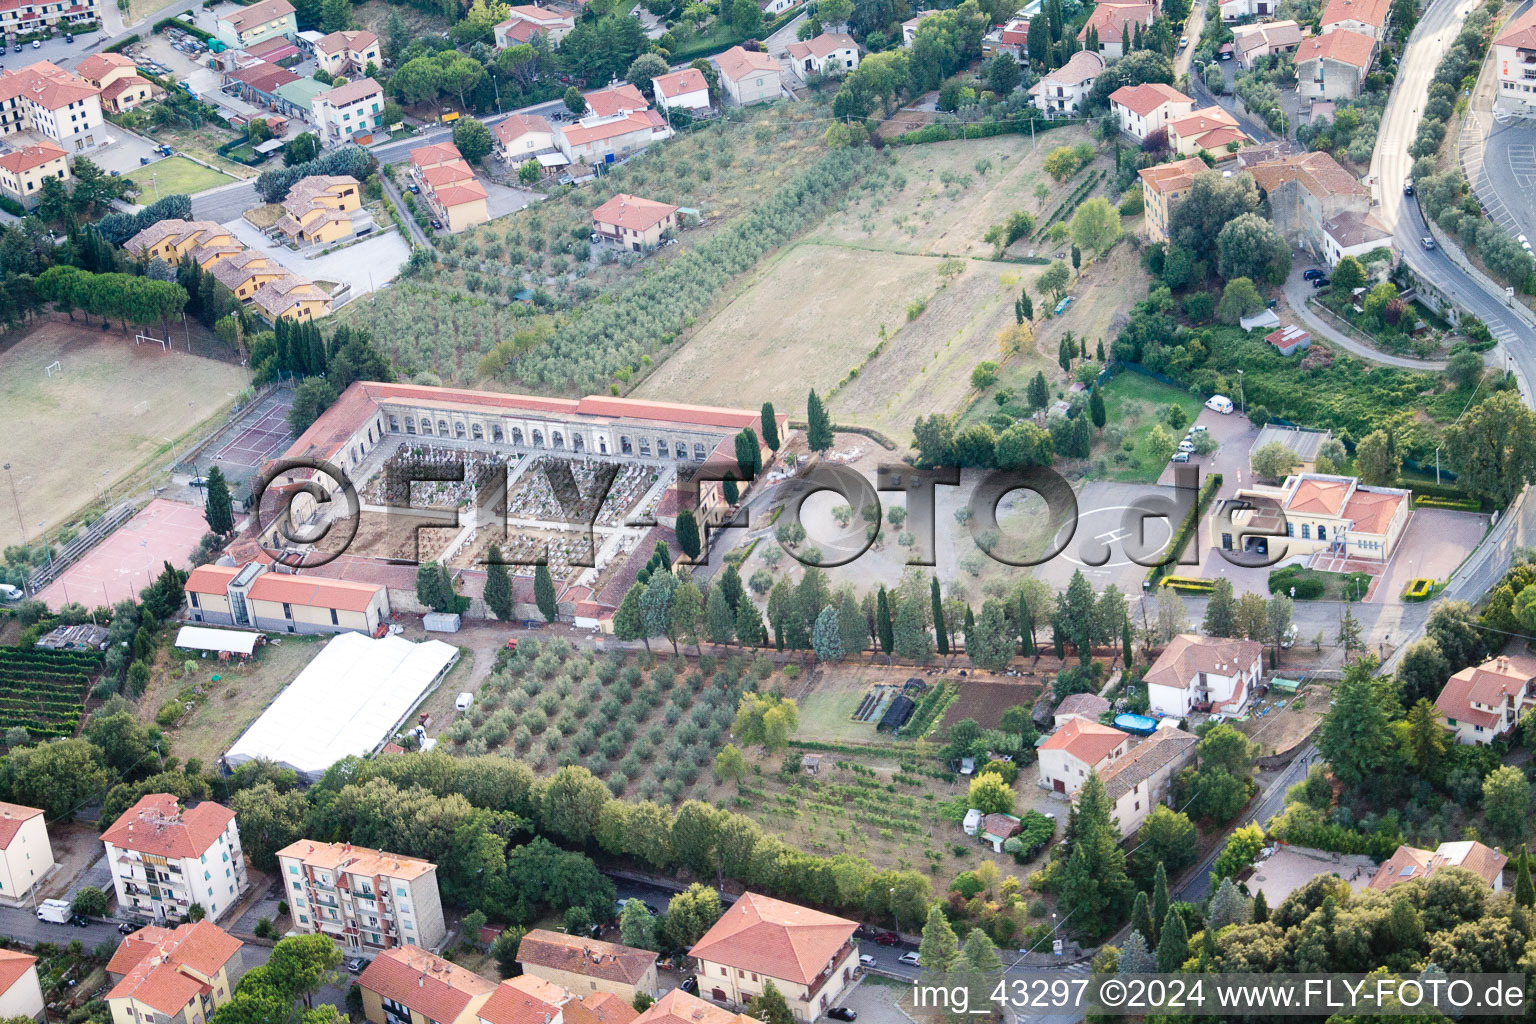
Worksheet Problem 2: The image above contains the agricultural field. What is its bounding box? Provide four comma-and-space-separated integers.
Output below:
442, 638, 777, 804
0, 319, 251, 549
0, 648, 96, 741
125, 156, 236, 198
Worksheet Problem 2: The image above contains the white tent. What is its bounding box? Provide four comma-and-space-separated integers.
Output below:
224, 632, 459, 781
175, 626, 262, 656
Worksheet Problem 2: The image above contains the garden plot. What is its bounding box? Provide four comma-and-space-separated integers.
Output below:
0, 649, 96, 741
807, 127, 1097, 258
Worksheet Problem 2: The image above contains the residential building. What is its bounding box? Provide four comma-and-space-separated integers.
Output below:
274, 174, 369, 245
1029, 49, 1103, 115
1264, 324, 1312, 355
0, 140, 66, 209
688, 892, 859, 1021
0, 803, 51, 899
1231, 19, 1303, 68
1320, 0, 1389, 38
251, 274, 334, 322
632, 991, 755, 1024
1228, 473, 1411, 560
312, 77, 385, 144
981, 18, 1030, 60
209, 252, 288, 300
101, 794, 248, 924
1078, 1, 1154, 58
0, 0, 98, 43
1245, 149, 1371, 260
555, 110, 670, 166
494, 113, 556, 163
1368, 841, 1506, 891
591, 193, 679, 251
225, 61, 301, 110
358, 947, 496, 1024
124, 219, 238, 263
107, 922, 244, 1024
313, 30, 380, 76
0, 61, 104, 153
1095, 727, 1199, 837
478, 976, 569, 1024
1109, 82, 1194, 140
492, 5, 575, 47
245, 572, 388, 632
1323, 208, 1393, 265
410, 140, 490, 233
1295, 28, 1374, 99
75, 52, 161, 114
785, 33, 859, 76
515, 930, 657, 1003
408, 140, 461, 173
1136, 155, 1209, 243
978, 813, 1022, 852
1248, 424, 1332, 473
1495, 6, 1536, 117
1167, 105, 1250, 158
1434, 654, 1536, 745
215, 0, 297, 50
0, 951, 42, 1022
651, 68, 710, 112
715, 46, 782, 105
1219, 0, 1275, 21
901, 9, 939, 44
583, 83, 647, 118
277, 840, 446, 951
1145, 635, 1264, 718
564, 992, 639, 1024
1038, 719, 1130, 794
1052, 692, 1110, 728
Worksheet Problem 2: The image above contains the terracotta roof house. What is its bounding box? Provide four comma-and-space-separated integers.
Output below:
359, 947, 497, 1024
651, 68, 710, 111
1137, 155, 1211, 242
313, 29, 379, 76
409, 140, 463, 171
0, 139, 67, 209
494, 113, 557, 163
107, 922, 243, 1024
1295, 28, 1376, 99
688, 893, 859, 1021
1144, 635, 1263, 718
1323, 208, 1393, 265
1167, 105, 1251, 158
1231, 19, 1304, 68
250, 274, 335, 324
215, 0, 296, 49
494, 4, 575, 46
1038, 719, 1130, 795
1435, 654, 1536, 746
516, 930, 657, 1002
1078, 0, 1154, 58
0, 949, 42, 1022
978, 812, 1022, 852
564, 992, 640, 1024
715, 46, 781, 105
1320, 0, 1390, 37
1244, 149, 1374, 264
1029, 48, 1103, 114
591, 193, 679, 251
632, 990, 756, 1024
1109, 82, 1194, 140
1053, 692, 1110, 727
1095, 727, 1199, 837
102, 795, 247, 924
1368, 840, 1507, 892
785, 32, 859, 76
1231, 472, 1411, 563
274, 174, 367, 246
0, 802, 51, 899
478, 975, 569, 1024
582, 83, 647, 118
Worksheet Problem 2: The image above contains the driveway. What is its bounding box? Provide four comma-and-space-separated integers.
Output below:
91, 128, 168, 175
1281, 259, 1449, 370
220, 216, 411, 299
1155, 406, 1259, 500
1373, 507, 1491, 602
483, 179, 539, 220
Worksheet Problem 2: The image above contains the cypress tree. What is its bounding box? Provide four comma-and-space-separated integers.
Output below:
613, 582, 646, 648
963, 605, 975, 652
931, 578, 948, 657
202, 466, 234, 535
1096, 338, 1105, 361
722, 475, 739, 505
1122, 619, 1134, 668
1019, 593, 1035, 657
1152, 862, 1171, 938
760, 402, 780, 451
736, 599, 766, 647
774, 616, 784, 651
1052, 624, 1065, 660
1517, 854, 1535, 908
876, 587, 894, 655
484, 543, 513, 620
1130, 891, 1155, 947
1090, 388, 1107, 430
1252, 889, 1269, 924
806, 389, 833, 453
534, 562, 558, 623
675, 509, 701, 560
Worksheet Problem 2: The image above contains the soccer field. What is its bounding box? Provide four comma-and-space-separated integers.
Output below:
124, 155, 235, 198
0, 320, 250, 549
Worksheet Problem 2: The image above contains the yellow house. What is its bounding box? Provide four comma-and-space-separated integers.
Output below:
1135, 156, 1211, 244
1229, 473, 1411, 562
250, 274, 334, 323
689, 893, 859, 1022
0, 803, 53, 899
124, 220, 238, 262
359, 947, 496, 1024
210, 252, 289, 300
0, 140, 68, 209
76, 53, 162, 114
275, 174, 364, 245
432, 179, 489, 233
516, 930, 658, 1003
107, 922, 244, 1024
191, 244, 245, 270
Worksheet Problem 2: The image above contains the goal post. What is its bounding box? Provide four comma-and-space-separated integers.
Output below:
135, 333, 169, 351
44, 360, 61, 377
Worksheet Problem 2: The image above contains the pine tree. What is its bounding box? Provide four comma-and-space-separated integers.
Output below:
484, 544, 514, 621
705, 586, 736, 645
931, 577, 949, 657
1155, 910, 1188, 972
534, 563, 558, 623
1207, 877, 1251, 931
736, 599, 767, 647
893, 595, 932, 663
1118, 930, 1155, 975
675, 509, 701, 561
1203, 578, 1237, 637
773, 616, 785, 651
203, 466, 234, 535
806, 389, 833, 453
1252, 888, 1269, 924
719, 562, 745, 612
1152, 863, 1171, 939
876, 587, 894, 655
1130, 891, 1155, 947
760, 402, 780, 452
918, 905, 959, 972
613, 583, 646, 649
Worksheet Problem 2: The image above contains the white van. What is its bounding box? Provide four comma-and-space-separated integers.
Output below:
36, 899, 71, 924
0, 584, 21, 602
1205, 395, 1234, 414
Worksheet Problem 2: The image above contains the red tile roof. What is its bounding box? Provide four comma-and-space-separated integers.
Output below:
435, 180, 490, 208
688, 892, 856, 985
101, 795, 234, 859
478, 976, 568, 1024
1144, 635, 1263, 689
316, 28, 377, 54
1109, 82, 1192, 116
75, 52, 137, 81
1039, 718, 1127, 766
1320, 0, 1389, 30
185, 564, 241, 595
1137, 155, 1211, 194
515, 930, 655, 985
1498, 4, 1536, 48
222, 0, 295, 31
0, 60, 99, 109
0, 803, 43, 849
1033, 47, 1103, 86
716, 45, 780, 82
317, 77, 383, 108
1342, 488, 1404, 534
494, 112, 552, 144
246, 572, 383, 613
108, 921, 243, 1015
651, 68, 706, 99
0, 140, 64, 174
583, 83, 646, 117
410, 141, 462, 168
785, 32, 856, 60
1077, 0, 1153, 42
1368, 841, 1506, 891
632, 990, 756, 1024
358, 947, 496, 1024
560, 110, 665, 148
565, 993, 639, 1024
1295, 27, 1375, 68
1435, 654, 1536, 731
591, 193, 678, 233
0, 948, 35, 999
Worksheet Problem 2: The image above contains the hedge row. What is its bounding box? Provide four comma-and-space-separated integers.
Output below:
1148, 473, 1223, 586
890, 114, 1078, 147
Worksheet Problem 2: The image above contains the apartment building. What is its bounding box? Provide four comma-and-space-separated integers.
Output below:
0, 950, 42, 1022
277, 840, 446, 952
515, 931, 657, 1003
107, 922, 244, 1024
0, 0, 98, 43
0, 803, 52, 899
215, 0, 297, 50
312, 77, 384, 145
358, 947, 496, 1024
102, 794, 248, 924
0, 60, 104, 153
249, 274, 335, 323
274, 174, 368, 245
123, 219, 236, 262
1135, 155, 1209, 243
0, 140, 67, 209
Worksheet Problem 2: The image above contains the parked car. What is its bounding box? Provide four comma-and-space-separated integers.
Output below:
31, 40, 39, 48
430, 219, 443, 230
1421, 236, 1436, 250
873, 932, 902, 946
1219, 48, 1232, 58
1177, 440, 1196, 453
1302, 268, 1325, 281
1178, 35, 1188, 46
70, 915, 89, 927
344, 957, 366, 974
1171, 451, 1190, 463
898, 952, 921, 966
827, 1010, 857, 1022
64, 33, 72, 41
858, 954, 877, 968
1189, 424, 1208, 434
680, 977, 698, 995
1403, 182, 1414, 195
1310, 276, 1330, 288
117, 922, 136, 934
13, 44, 21, 53
407, 183, 419, 193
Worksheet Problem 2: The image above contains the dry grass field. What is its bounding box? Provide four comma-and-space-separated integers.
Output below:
0, 320, 250, 549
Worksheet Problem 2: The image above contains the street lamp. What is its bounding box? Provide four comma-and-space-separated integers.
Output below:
37, 523, 50, 567
889, 887, 899, 936
2, 463, 27, 546
1237, 369, 1246, 417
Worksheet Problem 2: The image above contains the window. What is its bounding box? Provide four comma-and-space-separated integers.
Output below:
282, 602, 292, 618
1317, 525, 1326, 540
1301, 524, 1310, 539
330, 608, 339, 625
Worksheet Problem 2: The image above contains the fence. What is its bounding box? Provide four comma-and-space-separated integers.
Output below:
26, 502, 136, 593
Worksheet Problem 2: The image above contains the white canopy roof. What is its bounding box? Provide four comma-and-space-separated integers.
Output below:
224, 632, 459, 781
175, 625, 262, 655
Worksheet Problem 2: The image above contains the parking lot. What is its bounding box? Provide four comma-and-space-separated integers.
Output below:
222, 216, 412, 300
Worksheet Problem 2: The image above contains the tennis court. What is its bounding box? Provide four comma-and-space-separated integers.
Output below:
37, 499, 210, 610
186, 388, 294, 491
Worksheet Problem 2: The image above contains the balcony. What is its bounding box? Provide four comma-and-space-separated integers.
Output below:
798, 942, 856, 1003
